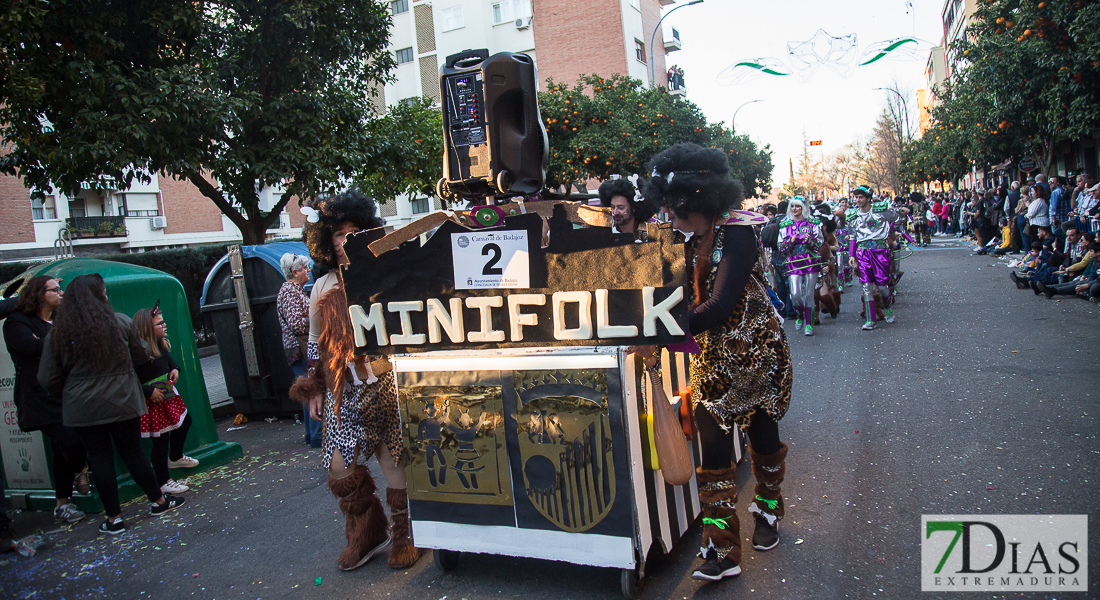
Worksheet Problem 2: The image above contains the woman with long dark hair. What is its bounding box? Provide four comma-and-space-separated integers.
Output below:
133, 306, 198, 495
640, 143, 793, 582
3, 275, 89, 523
38, 274, 184, 535
289, 190, 421, 570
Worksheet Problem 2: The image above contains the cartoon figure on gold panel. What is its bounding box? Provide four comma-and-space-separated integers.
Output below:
399, 386, 512, 506
514, 369, 616, 533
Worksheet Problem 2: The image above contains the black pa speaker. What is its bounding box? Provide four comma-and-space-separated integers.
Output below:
437, 49, 548, 203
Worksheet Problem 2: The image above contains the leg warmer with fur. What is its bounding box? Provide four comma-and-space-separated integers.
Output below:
386, 488, 423, 568
328, 464, 390, 571
697, 466, 741, 565
748, 442, 788, 525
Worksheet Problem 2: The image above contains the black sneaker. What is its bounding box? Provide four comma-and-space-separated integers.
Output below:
150, 494, 186, 516
691, 549, 741, 581
99, 517, 125, 535
752, 513, 780, 551
1031, 280, 1042, 295
1009, 272, 1026, 289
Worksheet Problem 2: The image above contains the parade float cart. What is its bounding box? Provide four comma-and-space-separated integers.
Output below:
342, 207, 746, 597
0, 259, 242, 513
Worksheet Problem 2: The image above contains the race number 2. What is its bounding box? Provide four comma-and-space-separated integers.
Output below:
452, 231, 530, 289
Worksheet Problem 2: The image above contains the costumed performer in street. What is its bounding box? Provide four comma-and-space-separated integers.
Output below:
813, 203, 841, 322
598, 175, 658, 241
846, 185, 899, 330
289, 190, 422, 571
640, 143, 793, 582
777, 197, 824, 336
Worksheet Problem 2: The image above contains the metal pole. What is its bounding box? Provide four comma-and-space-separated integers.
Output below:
649, 0, 704, 88
731, 99, 764, 133
874, 87, 911, 143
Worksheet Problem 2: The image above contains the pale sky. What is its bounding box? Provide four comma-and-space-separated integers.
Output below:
662, 0, 946, 193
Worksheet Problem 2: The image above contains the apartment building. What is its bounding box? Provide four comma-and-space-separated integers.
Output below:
916, 0, 975, 137
377, 0, 687, 228
0, 172, 304, 263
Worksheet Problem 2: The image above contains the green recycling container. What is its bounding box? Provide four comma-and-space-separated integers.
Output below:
0, 258, 242, 513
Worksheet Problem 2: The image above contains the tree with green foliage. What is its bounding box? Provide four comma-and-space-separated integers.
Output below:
0, 0, 429, 245
354, 97, 444, 204
539, 74, 772, 198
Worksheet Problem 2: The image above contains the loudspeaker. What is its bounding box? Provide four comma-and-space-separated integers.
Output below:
437, 49, 548, 203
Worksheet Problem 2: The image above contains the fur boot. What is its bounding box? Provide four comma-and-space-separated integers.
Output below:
386, 488, 423, 568
748, 443, 788, 551
696, 466, 741, 565
328, 465, 391, 571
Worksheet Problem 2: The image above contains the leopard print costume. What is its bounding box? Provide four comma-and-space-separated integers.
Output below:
690, 226, 793, 429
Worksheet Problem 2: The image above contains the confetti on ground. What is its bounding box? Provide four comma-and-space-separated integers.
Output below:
795, 539, 804, 545
315, 576, 322, 585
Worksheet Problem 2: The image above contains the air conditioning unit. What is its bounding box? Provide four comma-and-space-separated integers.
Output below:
150, 216, 168, 229
515, 17, 531, 30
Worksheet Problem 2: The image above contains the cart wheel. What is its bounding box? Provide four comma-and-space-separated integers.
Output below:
621, 567, 641, 599
433, 549, 461, 572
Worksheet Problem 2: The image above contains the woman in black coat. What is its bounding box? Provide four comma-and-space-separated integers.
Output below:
3, 276, 88, 523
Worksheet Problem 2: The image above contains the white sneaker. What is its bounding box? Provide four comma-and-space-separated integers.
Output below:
167, 456, 199, 469
54, 503, 86, 523
885, 312, 896, 324
160, 479, 189, 494
861, 321, 876, 331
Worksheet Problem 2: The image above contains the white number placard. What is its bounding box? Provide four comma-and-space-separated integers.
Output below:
452, 231, 530, 289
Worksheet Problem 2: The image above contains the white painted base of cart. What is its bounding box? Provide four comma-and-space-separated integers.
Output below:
412, 521, 636, 569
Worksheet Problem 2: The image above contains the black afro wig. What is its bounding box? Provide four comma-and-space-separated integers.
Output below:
303, 189, 386, 269
640, 143, 744, 219
597, 178, 658, 223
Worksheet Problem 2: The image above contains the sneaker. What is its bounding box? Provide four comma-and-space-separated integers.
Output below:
160, 479, 189, 494
691, 548, 741, 581
884, 309, 896, 324
751, 513, 780, 551
1043, 287, 1056, 299
1030, 280, 1042, 295
167, 456, 199, 469
150, 494, 186, 516
794, 318, 803, 331
53, 503, 86, 523
1009, 272, 1026, 289
73, 466, 91, 495
861, 321, 876, 331
99, 517, 125, 535
804, 325, 814, 336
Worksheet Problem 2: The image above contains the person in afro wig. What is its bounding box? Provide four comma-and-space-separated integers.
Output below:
292, 189, 422, 571
640, 142, 792, 583
598, 176, 658, 239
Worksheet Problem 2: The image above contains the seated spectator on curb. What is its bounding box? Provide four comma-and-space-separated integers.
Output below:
976, 218, 1013, 256
1009, 242, 1053, 289
1034, 242, 1099, 299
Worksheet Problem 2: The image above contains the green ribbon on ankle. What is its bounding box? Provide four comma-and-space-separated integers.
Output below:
755, 495, 779, 510
702, 517, 730, 530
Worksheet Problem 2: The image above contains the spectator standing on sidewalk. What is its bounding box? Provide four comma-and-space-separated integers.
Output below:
3, 276, 90, 524
133, 306, 199, 495
277, 253, 320, 448
38, 274, 184, 536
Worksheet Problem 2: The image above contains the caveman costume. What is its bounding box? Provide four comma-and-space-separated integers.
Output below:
846, 186, 899, 330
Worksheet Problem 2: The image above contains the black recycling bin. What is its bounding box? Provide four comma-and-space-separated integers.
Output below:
200, 242, 314, 417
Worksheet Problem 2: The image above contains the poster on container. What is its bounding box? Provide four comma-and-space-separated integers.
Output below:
0, 342, 51, 489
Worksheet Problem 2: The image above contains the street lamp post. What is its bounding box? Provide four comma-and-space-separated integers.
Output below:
873, 87, 911, 143
649, 0, 703, 89
731, 99, 764, 133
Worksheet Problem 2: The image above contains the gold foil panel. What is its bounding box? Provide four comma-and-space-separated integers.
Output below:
514, 369, 615, 532
399, 385, 511, 506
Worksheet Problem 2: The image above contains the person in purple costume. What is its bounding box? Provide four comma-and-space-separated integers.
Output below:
846, 186, 899, 330
777, 197, 824, 335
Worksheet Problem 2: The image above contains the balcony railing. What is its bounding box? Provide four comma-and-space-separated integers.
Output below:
65, 216, 127, 239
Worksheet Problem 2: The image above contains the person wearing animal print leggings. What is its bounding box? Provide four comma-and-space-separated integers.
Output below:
846, 185, 900, 330
640, 143, 794, 582
289, 191, 422, 572
777, 197, 824, 336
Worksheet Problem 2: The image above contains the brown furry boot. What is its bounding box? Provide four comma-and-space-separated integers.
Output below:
328, 465, 391, 571
386, 488, 423, 568
748, 443, 788, 552
691, 466, 741, 581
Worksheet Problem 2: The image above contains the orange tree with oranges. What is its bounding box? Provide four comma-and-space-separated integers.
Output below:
539, 74, 773, 198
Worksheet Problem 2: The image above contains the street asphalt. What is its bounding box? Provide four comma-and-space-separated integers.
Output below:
1, 234, 1097, 600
